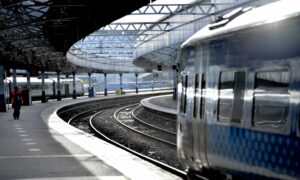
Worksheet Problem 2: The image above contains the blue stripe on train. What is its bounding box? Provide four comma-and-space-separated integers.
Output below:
206, 125, 300, 178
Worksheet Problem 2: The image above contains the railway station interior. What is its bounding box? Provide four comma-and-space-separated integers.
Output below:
0, 0, 300, 179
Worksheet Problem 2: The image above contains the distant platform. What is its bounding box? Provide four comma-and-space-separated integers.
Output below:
140, 94, 177, 115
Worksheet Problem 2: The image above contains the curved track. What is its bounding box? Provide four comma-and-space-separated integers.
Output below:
132, 106, 177, 133
89, 110, 187, 179
114, 104, 176, 146
60, 95, 187, 178
57, 96, 140, 119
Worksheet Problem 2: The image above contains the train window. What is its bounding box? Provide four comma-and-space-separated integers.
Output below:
253, 70, 290, 131
255, 71, 289, 90
31, 84, 42, 90
218, 71, 245, 123
200, 74, 206, 119
180, 76, 184, 113
180, 75, 188, 114
231, 71, 246, 123
193, 74, 199, 118
218, 71, 235, 122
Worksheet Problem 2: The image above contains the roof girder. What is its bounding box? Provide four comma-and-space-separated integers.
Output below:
68, 0, 264, 72
131, 2, 217, 15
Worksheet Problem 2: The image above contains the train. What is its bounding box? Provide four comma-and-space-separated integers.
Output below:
5, 77, 84, 100
93, 80, 173, 92
5, 77, 172, 100
177, 0, 300, 179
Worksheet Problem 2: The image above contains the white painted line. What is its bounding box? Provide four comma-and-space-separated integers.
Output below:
25, 143, 36, 145
19, 134, 28, 137
0, 154, 93, 159
28, 149, 40, 152
18, 176, 128, 180
94, 176, 128, 180
22, 139, 32, 141
17, 131, 26, 133
15, 128, 23, 130
13, 125, 21, 127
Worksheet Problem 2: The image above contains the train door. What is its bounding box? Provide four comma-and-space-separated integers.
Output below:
204, 39, 248, 172
178, 46, 198, 169
193, 45, 209, 169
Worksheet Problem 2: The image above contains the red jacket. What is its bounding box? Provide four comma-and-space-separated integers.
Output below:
11, 88, 23, 105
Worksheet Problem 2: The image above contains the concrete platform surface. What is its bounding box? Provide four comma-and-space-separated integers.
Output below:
0, 95, 182, 180
140, 94, 177, 115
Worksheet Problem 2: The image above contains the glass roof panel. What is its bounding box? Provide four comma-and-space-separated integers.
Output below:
114, 14, 165, 23
67, 0, 204, 72
152, 0, 196, 4
114, 0, 197, 23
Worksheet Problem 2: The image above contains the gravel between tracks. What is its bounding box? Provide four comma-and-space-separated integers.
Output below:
133, 106, 177, 133
92, 106, 185, 170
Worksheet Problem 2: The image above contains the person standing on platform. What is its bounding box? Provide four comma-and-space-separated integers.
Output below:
11, 86, 23, 120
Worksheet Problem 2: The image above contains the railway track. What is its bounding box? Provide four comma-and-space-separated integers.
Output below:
132, 106, 177, 133
59, 94, 187, 178
67, 105, 116, 134
89, 109, 187, 179
114, 104, 176, 146
57, 96, 142, 120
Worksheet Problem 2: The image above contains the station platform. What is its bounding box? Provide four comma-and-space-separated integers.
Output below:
140, 94, 177, 115
0, 95, 181, 180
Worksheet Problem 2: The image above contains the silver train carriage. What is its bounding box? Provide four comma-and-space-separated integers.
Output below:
178, 0, 300, 179
5, 77, 84, 99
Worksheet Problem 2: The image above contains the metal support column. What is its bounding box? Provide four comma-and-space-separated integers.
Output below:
135, 73, 138, 94
72, 72, 77, 99
172, 50, 180, 101
104, 73, 108, 96
41, 70, 47, 103
0, 65, 6, 112
119, 73, 123, 95
6, 69, 11, 108
152, 73, 155, 91
12, 68, 17, 88
26, 70, 32, 106
57, 71, 61, 101
88, 73, 94, 97
172, 64, 178, 100
52, 80, 56, 97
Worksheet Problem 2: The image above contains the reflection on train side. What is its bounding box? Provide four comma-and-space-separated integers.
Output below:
177, 1, 300, 179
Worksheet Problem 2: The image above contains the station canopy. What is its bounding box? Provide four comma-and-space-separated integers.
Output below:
67, 0, 274, 73
0, 0, 150, 73
0, 0, 64, 71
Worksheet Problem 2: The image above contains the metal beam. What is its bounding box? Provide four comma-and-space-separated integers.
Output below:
132, 3, 217, 15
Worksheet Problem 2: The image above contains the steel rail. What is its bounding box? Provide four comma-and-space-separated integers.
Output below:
114, 104, 176, 146
135, 106, 177, 123
131, 105, 176, 135
89, 110, 187, 179
67, 104, 116, 124
58, 96, 138, 115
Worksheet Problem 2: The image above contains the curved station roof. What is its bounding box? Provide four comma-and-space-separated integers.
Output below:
0, 0, 150, 73
0, 0, 275, 74
67, 0, 275, 73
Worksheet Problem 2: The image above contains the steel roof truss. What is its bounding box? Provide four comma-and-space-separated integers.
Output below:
132, 3, 215, 15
